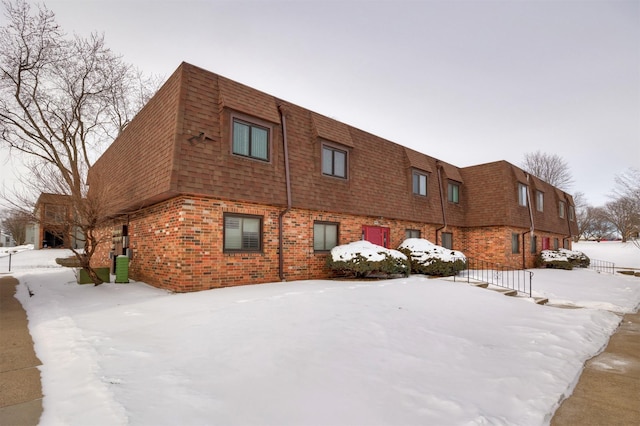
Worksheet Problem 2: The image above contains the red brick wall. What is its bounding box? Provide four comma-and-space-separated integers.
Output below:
93, 195, 451, 292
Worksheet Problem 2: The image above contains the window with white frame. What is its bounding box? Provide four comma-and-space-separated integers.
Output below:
224, 214, 262, 252
568, 205, 575, 221
518, 183, 528, 206
536, 191, 544, 212
412, 171, 427, 196
559, 201, 566, 218
313, 222, 338, 251
322, 145, 347, 178
232, 118, 269, 161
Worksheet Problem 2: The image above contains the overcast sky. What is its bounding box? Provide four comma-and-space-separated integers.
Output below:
1, 0, 638, 206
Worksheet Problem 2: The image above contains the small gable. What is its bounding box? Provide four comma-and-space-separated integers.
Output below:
404, 147, 433, 173
310, 112, 354, 147
218, 76, 280, 123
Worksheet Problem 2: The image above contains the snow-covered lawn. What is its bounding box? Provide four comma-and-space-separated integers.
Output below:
3, 242, 640, 426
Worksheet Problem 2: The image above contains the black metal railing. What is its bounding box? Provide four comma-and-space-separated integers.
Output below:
453, 257, 533, 297
588, 258, 615, 274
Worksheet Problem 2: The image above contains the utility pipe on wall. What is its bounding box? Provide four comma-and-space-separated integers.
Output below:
278, 104, 292, 281
435, 163, 447, 246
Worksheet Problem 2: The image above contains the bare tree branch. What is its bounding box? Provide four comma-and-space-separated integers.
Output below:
520, 150, 574, 191
0, 0, 159, 283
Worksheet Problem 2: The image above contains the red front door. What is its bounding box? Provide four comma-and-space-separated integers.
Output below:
363, 225, 390, 248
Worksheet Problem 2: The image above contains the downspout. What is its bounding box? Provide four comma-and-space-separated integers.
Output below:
523, 173, 535, 268
435, 163, 447, 245
278, 105, 292, 281
563, 195, 573, 249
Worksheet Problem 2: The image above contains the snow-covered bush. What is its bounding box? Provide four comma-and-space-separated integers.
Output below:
327, 240, 409, 278
397, 238, 467, 276
536, 248, 590, 270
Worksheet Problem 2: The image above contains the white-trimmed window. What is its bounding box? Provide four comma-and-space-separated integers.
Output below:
322, 145, 347, 178
518, 183, 528, 206
536, 191, 544, 212
559, 201, 566, 218
568, 205, 575, 221
313, 221, 338, 251
412, 171, 427, 196
232, 118, 269, 161
224, 214, 262, 252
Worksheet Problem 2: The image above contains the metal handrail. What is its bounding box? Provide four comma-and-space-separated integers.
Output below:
588, 258, 615, 274
453, 257, 533, 297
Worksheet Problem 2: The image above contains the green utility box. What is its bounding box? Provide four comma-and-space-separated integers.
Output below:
115, 255, 129, 283
77, 267, 110, 284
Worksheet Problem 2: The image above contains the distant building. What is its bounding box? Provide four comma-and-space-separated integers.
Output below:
0, 231, 15, 247
89, 62, 578, 292
33, 193, 80, 249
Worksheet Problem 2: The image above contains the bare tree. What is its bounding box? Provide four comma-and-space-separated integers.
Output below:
0, 0, 157, 283
602, 197, 638, 242
581, 206, 615, 241
520, 151, 574, 191
572, 191, 589, 242
1, 208, 31, 245
606, 168, 640, 246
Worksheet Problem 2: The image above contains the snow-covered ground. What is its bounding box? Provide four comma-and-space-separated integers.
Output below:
3, 242, 639, 426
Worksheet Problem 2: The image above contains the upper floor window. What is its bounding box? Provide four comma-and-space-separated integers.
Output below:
313, 222, 338, 251
232, 118, 269, 161
322, 145, 347, 178
412, 171, 427, 196
518, 183, 528, 206
448, 182, 460, 203
536, 191, 544, 212
559, 201, 566, 218
224, 214, 262, 252
568, 205, 575, 221
405, 229, 420, 239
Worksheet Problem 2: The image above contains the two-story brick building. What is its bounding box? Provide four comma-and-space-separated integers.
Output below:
89, 62, 577, 292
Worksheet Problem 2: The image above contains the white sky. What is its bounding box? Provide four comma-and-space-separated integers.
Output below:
1, 0, 638, 206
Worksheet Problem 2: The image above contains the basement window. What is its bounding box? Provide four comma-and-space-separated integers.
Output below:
224, 214, 262, 252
